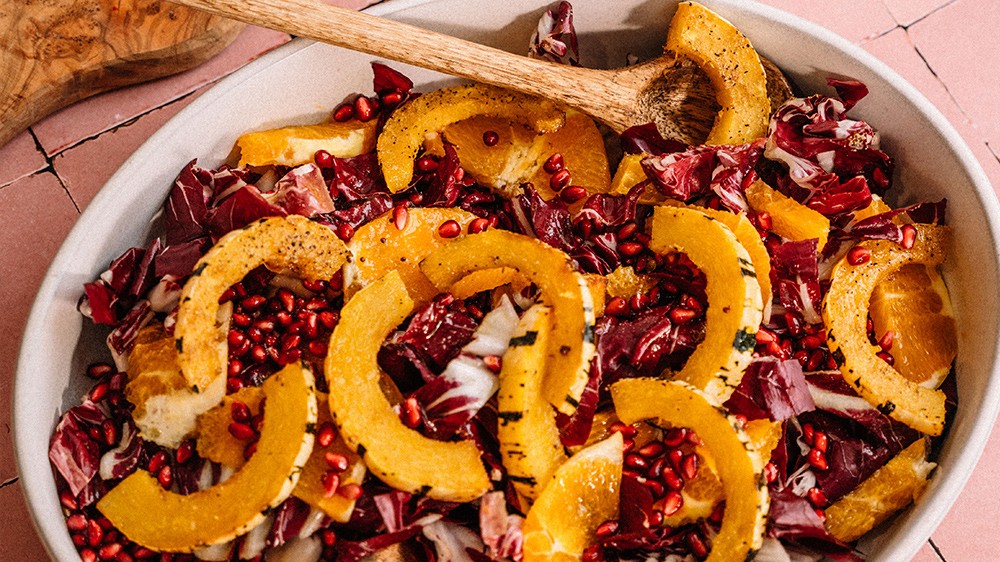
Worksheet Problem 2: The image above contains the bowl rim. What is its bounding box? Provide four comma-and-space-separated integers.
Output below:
14, 0, 1000, 560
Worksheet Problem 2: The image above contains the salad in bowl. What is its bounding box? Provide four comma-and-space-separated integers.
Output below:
21, 1, 993, 561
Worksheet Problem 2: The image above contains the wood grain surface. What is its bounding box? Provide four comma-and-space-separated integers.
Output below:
0, 0, 244, 148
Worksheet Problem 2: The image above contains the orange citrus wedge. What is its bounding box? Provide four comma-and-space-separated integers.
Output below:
522, 433, 623, 562
869, 263, 957, 389
236, 120, 377, 168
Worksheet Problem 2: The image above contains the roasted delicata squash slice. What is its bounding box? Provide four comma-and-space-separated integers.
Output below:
325, 270, 490, 502
235, 118, 378, 168
745, 180, 830, 251
379, 83, 566, 192
175, 215, 348, 395
345, 207, 477, 304
648, 206, 763, 403
498, 306, 568, 503
666, 2, 770, 145
98, 362, 317, 552
420, 230, 597, 415
196, 389, 366, 523
611, 378, 770, 561
823, 225, 951, 436
825, 439, 935, 542
521, 433, 623, 562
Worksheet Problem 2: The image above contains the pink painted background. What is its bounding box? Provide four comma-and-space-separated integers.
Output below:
2, 0, 997, 560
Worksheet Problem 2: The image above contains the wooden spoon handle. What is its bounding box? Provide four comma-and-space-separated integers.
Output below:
169, 0, 637, 122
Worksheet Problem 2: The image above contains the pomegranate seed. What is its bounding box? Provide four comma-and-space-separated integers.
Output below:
148, 452, 168, 474
416, 155, 440, 172
338, 483, 364, 500
87, 363, 114, 379
229, 422, 255, 440
668, 307, 696, 324
244, 441, 258, 460
390, 205, 408, 231
438, 220, 462, 238
616, 222, 638, 241
900, 224, 917, 249
681, 453, 699, 480
667, 448, 685, 473
241, 294, 267, 311
333, 103, 355, 122
81, 549, 98, 562
101, 420, 118, 446
643, 479, 666, 499
637, 442, 665, 458
482, 130, 500, 146
354, 96, 376, 121
648, 457, 667, 479
314, 150, 334, 169
322, 472, 341, 498
116, 551, 134, 562
609, 422, 638, 438
402, 397, 422, 428
806, 349, 826, 372
231, 401, 252, 423
815, 508, 827, 522
543, 153, 565, 174
595, 520, 619, 538
325, 452, 350, 472
733, 414, 748, 428
89, 382, 109, 403
660, 491, 683, 516
381, 91, 403, 106
662, 467, 683, 491
317, 423, 337, 448
755, 328, 777, 345
249, 345, 268, 364
559, 186, 588, 204
619, 241, 644, 257
808, 448, 828, 471
335, 222, 355, 242
319, 311, 339, 329
878, 330, 895, 351
663, 428, 686, 447
468, 218, 490, 234
687, 531, 709, 559
549, 169, 571, 191
308, 340, 328, 356
813, 431, 828, 453
157, 465, 173, 488
67, 513, 88, 531
648, 509, 664, 527
847, 245, 871, 266
624, 453, 649, 470
877, 351, 895, 365
227, 377, 243, 393
176, 440, 194, 464
99, 543, 122, 560
757, 211, 773, 231
582, 545, 603, 562
622, 438, 635, 453
605, 297, 628, 317
764, 462, 778, 483
629, 293, 650, 312
87, 519, 104, 547
483, 355, 502, 373
72, 534, 86, 548
807, 487, 828, 507
227, 358, 243, 377
802, 423, 815, 445
321, 529, 337, 547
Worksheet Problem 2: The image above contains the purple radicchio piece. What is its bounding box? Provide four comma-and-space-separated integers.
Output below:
724, 356, 816, 422
770, 238, 823, 325
97, 418, 144, 481
331, 152, 388, 201
823, 199, 947, 260
372, 62, 415, 98
479, 491, 525, 562
264, 164, 336, 217
619, 123, 688, 156
48, 399, 109, 497
594, 306, 705, 388
528, 1, 580, 66
641, 140, 763, 212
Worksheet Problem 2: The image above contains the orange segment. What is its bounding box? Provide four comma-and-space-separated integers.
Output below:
236, 120, 378, 168
746, 180, 829, 251
526, 111, 611, 200
825, 439, 935, 542
609, 154, 671, 205
522, 433, 623, 562
869, 263, 957, 388
345, 207, 478, 305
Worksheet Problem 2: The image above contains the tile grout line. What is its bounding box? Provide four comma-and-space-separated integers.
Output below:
903, 0, 960, 29
906, 30, 977, 127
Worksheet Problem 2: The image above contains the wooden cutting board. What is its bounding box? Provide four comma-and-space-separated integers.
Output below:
0, 0, 244, 148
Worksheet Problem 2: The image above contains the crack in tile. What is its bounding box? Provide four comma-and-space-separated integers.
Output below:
908, 29, 976, 126
987, 141, 1000, 165
903, 0, 960, 29
929, 538, 948, 561
0, 475, 19, 489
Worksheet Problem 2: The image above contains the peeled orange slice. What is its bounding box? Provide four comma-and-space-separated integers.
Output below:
825, 439, 935, 542
745, 180, 830, 251
869, 263, 957, 388
236, 120, 378, 168
525, 111, 611, 200
522, 433, 623, 562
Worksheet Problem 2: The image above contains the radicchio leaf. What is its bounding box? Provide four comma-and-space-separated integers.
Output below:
770, 239, 823, 325
48, 404, 103, 497
267, 496, 314, 548
823, 199, 947, 260
372, 62, 415, 97
527, 1, 579, 66
595, 307, 705, 388
206, 181, 287, 237
97, 419, 143, 481
642, 140, 763, 212
165, 160, 213, 244
422, 519, 486, 562
331, 153, 388, 201
724, 357, 816, 422
479, 491, 524, 562
265, 164, 336, 217
619, 123, 687, 156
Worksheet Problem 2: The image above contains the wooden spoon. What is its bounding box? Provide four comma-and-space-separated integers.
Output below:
169, 0, 792, 144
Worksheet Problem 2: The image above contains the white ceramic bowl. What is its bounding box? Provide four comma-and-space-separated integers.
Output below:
15, 0, 1000, 560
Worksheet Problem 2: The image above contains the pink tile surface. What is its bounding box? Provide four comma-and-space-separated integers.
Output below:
881, 0, 955, 26
54, 94, 199, 212
0, 130, 48, 188
31, 25, 290, 157
4, 1, 1000, 560
755, 0, 897, 43
909, 1, 1000, 149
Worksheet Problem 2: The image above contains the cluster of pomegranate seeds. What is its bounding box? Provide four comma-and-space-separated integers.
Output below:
314, 421, 363, 501
220, 272, 343, 394
801, 422, 831, 520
